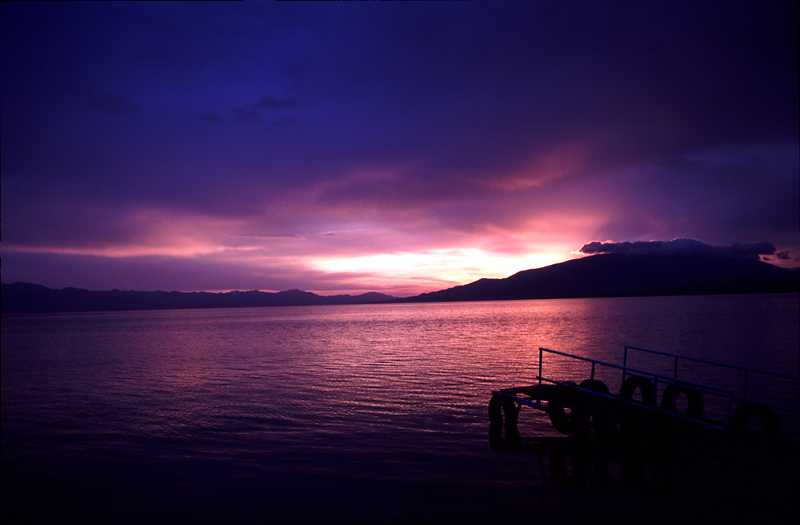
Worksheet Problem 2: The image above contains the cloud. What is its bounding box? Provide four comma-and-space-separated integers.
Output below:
84, 93, 138, 114
1, 2, 797, 293
231, 108, 262, 122
225, 96, 298, 123
254, 95, 298, 110
579, 238, 777, 260
199, 113, 223, 124
773, 250, 800, 263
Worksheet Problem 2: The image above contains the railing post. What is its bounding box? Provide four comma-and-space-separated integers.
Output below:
538, 347, 543, 384
538, 347, 543, 408
623, 346, 629, 385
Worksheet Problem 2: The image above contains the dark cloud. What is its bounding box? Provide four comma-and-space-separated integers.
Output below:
231, 108, 262, 122
254, 96, 298, 110
0, 251, 318, 294
774, 250, 800, 263
84, 93, 138, 114
199, 113, 223, 124
579, 239, 777, 260
214, 96, 300, 126
1, 1, 798, 293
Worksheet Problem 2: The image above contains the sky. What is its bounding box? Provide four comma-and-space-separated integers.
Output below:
2, 0, 798, 297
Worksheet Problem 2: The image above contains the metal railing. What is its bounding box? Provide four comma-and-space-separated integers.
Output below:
537, 346, 737, 430
623, 345, 800, 417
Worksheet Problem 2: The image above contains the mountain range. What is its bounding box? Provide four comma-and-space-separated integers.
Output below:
0, 284, 395, 314
398, 253, 798, 303
2, 253, 797, 313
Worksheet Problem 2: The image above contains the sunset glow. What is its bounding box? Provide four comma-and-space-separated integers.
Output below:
1, 1, 798, 296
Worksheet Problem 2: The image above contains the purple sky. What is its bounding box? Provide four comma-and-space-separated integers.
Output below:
2, 1, 798, 296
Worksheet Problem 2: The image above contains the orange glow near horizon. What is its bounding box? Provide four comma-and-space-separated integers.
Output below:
307, 248, 572, 296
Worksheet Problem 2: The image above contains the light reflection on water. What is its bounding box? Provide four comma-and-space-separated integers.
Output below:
2, 294, 798, 523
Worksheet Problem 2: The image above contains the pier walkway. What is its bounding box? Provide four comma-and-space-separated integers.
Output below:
489, 346, 799, 472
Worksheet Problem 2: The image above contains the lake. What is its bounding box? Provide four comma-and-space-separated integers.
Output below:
2, 294, 798, 524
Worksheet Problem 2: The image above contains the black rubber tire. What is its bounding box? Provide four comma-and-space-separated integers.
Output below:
661, 384, 704, 419
548, 384, 590, 435
619, 375, 655, 406
489, 394, 520, 442
579, 379, 614, 430
730, 402, 780, 439
579, 379, 610, 396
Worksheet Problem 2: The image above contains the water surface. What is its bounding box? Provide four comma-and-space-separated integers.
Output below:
3, 294, 798, 523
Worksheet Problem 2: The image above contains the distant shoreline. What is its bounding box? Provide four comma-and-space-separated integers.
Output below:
0, 282, 397, 314
3, 253, 798, 314
2, 283, 797, 315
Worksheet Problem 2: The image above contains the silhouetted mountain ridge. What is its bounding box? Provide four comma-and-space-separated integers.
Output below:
3, 254, 797, 313
398, 253, 798, 303
0, 283, 396, 313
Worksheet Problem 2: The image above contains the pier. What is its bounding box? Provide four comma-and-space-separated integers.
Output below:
489, 346, 799, 474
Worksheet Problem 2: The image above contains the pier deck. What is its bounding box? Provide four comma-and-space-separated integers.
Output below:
489, 346, 800, 472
